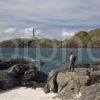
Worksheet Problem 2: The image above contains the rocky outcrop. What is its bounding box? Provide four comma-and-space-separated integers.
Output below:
0, 70, 21, 90
0, 64, 48, 91
44, 63, 100, 100
44, 68, 91, 100
80, 84, 100, 100
44, 70, 58, 93
9, 64, 30, 77
22, 67, 48, 88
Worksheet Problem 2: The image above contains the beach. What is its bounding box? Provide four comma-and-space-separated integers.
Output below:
0, 87, 61, 100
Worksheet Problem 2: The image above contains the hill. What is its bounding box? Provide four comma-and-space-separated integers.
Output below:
62, 28, 100, 48
0, 28, 100, 48
0, 38, 61, 48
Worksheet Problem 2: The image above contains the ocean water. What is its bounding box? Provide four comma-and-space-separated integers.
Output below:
0, 48, 100, 72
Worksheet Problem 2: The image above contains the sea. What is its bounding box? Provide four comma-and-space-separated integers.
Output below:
0, 48, 100, 72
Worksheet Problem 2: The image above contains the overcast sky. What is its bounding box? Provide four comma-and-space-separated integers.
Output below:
0, 0, 100, 41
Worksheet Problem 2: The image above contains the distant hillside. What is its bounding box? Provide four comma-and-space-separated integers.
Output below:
0, 28, 100, 48
62, 28, 100, 48
0, 38, 61, 48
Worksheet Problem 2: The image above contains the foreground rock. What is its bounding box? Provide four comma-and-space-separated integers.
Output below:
44, 63, 100, 100
22, 67, 48, 88
80, 84, 100, 100
0, 71, 21, 90
44, 68, 91, 100
0, 64, 47, 91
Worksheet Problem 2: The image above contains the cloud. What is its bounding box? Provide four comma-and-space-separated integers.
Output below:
0, 27, 44, 41
24, 27, 33, 34
0, 27, 75, 41
3, 28, 16, 33
0, 0, 100, 41
62, 32, 74, 37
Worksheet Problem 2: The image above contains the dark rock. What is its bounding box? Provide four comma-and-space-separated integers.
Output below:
44, 84, 50, 93
0, 70, 21, 90
0, 58, 29, 70
22, 67, 48, 88
36, 71, 48, 83
0, 63, 47, 91
23, 81, 37, 89
9, 64, 29, 77
23, 67, 38, 82
22, 67, 38, 87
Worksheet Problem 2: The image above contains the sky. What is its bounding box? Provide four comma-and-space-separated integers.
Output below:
0, 0, 100, 41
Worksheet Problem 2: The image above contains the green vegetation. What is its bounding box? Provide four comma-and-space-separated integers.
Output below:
62, 28, 100, 48
0, 28, 100, 48
0, 38, 59, 48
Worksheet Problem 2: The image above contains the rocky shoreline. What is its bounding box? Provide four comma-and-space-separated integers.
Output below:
0, 59, 100, 100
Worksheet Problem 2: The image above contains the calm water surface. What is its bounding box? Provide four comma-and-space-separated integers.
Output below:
0, 48, 100, 72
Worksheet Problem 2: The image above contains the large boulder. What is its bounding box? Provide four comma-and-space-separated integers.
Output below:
44, 68, 91, 100
22, 67, 38, 87
0, 64, 47, 91
0, 64, 31, 91
0, 70, 21, 90
22, 67, 48, 88
23, 67, 38, 82
56, 71, 90, 100
9, 64, 30, 77
44, 70, 58, 93
80, 84, 100, 100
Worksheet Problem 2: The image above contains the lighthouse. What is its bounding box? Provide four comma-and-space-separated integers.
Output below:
33, 28, 35, 38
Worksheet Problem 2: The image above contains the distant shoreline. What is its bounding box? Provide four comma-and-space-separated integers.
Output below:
0, 28, 100, 48
0, 47, 100, 48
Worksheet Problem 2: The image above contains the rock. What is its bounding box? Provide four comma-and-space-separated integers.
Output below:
48, 70, 58, 92
74, 68, 91, 76
56, 70, 90, 100
9, 64, 29, 77
0, 63, 47, 91
0, 58, 30, 70
22, 66, 48, 88
44, 70, 58, 93
0, 64, 30, 91
56, 71, 89, 99
23, 67, 38, 81
36, 71, 48, 83
23, 81, 38, 89
91, 70, 100, 83
44, 84, 50, 93
91, 64, 100, 71
0, 70, 21, 90
80, 84, 100, 100
44, 68, 91, 100
22, 67, 38, 87
75, 63, 90, 68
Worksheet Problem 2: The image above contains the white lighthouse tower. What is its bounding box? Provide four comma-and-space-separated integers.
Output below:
33, 28, 35, 38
